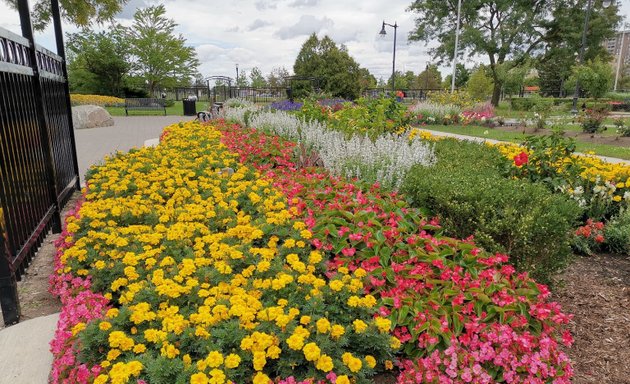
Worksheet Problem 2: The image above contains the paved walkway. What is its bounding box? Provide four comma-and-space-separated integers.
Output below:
75, 115, 193, 184
0, 116, 191, 383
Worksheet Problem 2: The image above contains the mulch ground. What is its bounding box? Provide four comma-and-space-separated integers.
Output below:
552, 253, 630, 384
1, 192, 629, 382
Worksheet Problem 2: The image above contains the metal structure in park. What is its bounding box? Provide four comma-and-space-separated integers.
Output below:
0, 0, 80, 325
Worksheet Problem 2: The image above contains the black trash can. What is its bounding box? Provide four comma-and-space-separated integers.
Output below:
183, 99, 197, 116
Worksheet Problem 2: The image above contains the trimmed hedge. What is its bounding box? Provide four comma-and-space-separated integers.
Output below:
401, 139, 582, 283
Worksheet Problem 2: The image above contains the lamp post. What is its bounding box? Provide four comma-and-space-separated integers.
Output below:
614, 23, 629, 91
572, 0, 613, 114
451, 0, 462, 93
379, 21, 398, 92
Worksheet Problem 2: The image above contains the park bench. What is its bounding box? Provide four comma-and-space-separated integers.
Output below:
124, 98, 166, 115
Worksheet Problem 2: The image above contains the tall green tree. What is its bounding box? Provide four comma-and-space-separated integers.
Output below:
387, 70, 410, 89
417, 64, 442, 90
249, 67, 267, 88
236, 70, 248, 87
408, 0, 550, 106
4, 0, 126, 30
66, 26, 130, 96
267, 67, 290, 88
537, 0, 619, 96
564, 58, 614, 99
128, 5, 199, 94
466, 66, 494, 100
443, 63, 470, 89
293, 34, 366, 99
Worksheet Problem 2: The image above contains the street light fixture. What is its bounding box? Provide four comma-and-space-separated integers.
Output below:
235, 64, 239, 84
451, 0, 462, 93
572, 0, 614, 114
379, 20, 398, 92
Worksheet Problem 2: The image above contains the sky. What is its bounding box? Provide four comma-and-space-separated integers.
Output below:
1, 0, 629, 84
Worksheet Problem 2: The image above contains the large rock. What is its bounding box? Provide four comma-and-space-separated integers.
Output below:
72, 105, 114, 129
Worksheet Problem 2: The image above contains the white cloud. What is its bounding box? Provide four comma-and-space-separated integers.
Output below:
274, 15, 334, 40
289, 0, 320, 7
248, 19, 272, 31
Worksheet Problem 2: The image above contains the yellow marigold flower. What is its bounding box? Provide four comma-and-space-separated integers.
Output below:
286, 334, 305, 350
208, 369, 226, 384
133, 344, 146, 354
183, 354, 192, 367
316, 318, 330, 334
71, 322, 86, 336
329, 280, 344, 291
107, 349, 121, 361
353, 319, 368, 333
390, 336, 402, 349
336, 375, 350, 384
354, 268, 367, 278
94, 374, 108, 384
190, 372, 209, 384
252, 372, 271, 384
300, 229, 312, 239
330, 324, 345, 339
224, 354, 241, 369
300, 315, 312, 325
385, 360, 394, 370
374, 317, 392, 333
293, 221, 306, 230
266, 345, 281, 359
253, 351, 267, 370
347, 296, 361, 307
302, 342, 321, 362
365, 355, 377, 368
309, 251, 322, 264
95, 260, 106, 270
99, 321, 111, 331
613, 195, 622, 202
205, 351, 224, 368
315, 354, 334, 372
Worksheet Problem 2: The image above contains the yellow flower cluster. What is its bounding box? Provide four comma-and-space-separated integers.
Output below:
61, 121, 395, 383
494, 142, 630, 203
70, 94, 125, 107
408, 128, 443, 142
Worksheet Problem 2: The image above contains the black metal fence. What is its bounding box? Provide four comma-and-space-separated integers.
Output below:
0, 3, 79, 326
363, 88, 443, 100
151, 86, 288, 104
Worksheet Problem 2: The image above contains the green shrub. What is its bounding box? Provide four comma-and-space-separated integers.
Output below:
163, 99, 175, 107
402, 140, 582, 283
604, 209, 630, 255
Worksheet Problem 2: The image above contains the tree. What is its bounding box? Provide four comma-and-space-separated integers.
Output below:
358, 68, 377, 91
127, 5, 199, 94
249, 67, 267, 88
387, 71, 410, 89
537, 0, 619, 97
267, 67, 290, 88
466, 66, 494, 100
66, 26, 130, 96
4, 0, 126, 30
408, 0, 551, 106
417, 64, 442, 90
443, 63, 470, 89
293, 34, 366, 99
236, 70, 248, 87
564, 58, 613, 99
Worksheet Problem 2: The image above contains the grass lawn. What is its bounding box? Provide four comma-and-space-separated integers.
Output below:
424, 124, 630, 160
105, 100, 210, 116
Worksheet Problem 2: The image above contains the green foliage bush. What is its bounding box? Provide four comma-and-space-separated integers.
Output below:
402, 139, 581, 283
509, 96, 554, 111
604, 209, 630, 255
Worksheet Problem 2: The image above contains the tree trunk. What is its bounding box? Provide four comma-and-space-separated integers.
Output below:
491, 81, 502, 106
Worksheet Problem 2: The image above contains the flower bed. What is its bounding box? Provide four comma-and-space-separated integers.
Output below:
50, 122, 396, 384
70, 94, 125, 107
52, 119, 574, 384
217, 120, 574, 383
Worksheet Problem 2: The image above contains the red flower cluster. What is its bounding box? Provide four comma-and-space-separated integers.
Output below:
513, 151, 529, 167
575, 218, 605, 243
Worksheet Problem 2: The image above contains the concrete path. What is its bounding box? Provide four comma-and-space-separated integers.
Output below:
75, 115, 193, 184
0, 313, 58, 384
422, 128, 630, 165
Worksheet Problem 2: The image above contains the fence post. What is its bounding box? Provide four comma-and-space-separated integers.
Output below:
51, 0, 80, 194
18, 0, 62, 233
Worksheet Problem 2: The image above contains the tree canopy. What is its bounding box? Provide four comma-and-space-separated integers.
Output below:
4, 0, 126, 31
127, 5, 199, 93
66, 26, 130, 96
407, 0, 621, 104
293, 34, 371, 99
